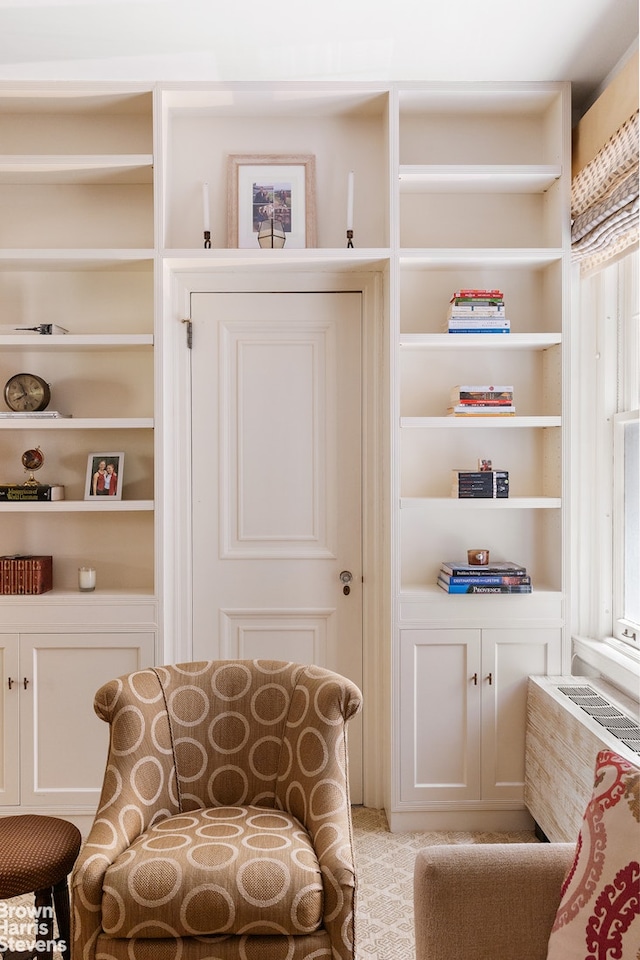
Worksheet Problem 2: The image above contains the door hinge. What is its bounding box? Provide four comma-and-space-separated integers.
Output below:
181, 318, 193, 349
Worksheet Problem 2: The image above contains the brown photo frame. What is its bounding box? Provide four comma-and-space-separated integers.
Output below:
227, 154, 317, 249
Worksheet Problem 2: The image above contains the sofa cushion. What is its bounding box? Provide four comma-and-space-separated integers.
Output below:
546, 749, 640, 960
101, 806, 323, 938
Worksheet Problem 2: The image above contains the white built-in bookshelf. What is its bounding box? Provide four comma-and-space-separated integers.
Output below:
0, 81, 571, 830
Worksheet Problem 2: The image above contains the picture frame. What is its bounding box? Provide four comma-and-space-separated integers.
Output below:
227, 154, 316, 249
85, 452, 124, 501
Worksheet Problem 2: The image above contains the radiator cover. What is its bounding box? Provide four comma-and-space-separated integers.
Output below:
525, 675, 640, 842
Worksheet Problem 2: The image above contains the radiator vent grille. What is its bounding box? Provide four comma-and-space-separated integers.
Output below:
558, 685, 640, 754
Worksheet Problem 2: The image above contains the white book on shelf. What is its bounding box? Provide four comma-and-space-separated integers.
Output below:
0, 411, 71, 419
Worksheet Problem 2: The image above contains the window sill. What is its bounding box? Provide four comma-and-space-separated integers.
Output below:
572, 635, 640, 704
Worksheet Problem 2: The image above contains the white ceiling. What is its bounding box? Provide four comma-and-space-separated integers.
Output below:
0, 0, 637, 112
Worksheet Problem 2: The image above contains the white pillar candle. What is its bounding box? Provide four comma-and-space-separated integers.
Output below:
78, 566, 96, 591
203, 181, 210, 232
347, 171, 354, 231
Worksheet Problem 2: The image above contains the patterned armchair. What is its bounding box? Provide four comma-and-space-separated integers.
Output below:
71, 660, 362, 960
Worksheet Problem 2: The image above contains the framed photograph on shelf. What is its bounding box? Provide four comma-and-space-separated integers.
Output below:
85, 452, 124, 501
227, 154, 316, 249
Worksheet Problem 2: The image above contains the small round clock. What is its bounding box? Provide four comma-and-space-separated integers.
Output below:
4, 372, 51, 412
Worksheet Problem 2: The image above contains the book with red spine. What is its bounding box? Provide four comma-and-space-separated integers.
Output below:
451, 289, 504, 300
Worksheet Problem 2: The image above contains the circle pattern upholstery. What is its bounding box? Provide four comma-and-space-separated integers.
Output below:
101, 805, 323, 936
71, 660, 362, 960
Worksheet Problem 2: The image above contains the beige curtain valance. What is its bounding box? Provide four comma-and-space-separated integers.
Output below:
571, 110, 639, 274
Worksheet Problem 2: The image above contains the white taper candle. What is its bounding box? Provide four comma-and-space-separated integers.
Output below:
203, 181, 210, 232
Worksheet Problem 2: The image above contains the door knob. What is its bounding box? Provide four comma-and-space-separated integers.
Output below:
339, 570, 353, 595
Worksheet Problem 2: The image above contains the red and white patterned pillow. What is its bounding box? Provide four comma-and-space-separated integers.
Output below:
546, 749, 640, 960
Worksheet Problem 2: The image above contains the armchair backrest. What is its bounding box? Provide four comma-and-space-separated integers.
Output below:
93, 659, 362, 822
153, 659, 307, 810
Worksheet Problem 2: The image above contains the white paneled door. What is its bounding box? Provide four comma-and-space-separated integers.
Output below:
190, 292, 363, 801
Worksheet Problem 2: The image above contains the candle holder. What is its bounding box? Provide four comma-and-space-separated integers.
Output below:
257, 219, 286, 249
78, 566, 96, 592
346, 229, 354, 249
203, 230, 212, 249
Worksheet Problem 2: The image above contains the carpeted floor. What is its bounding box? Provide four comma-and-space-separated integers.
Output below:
352, 806, 539, 960
1, 807, 538, 960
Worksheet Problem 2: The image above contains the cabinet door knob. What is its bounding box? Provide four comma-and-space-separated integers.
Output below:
23, 677, 29, 690
7, 677, 14, 690
486, 672, 493, 685
471, 673, 478, 685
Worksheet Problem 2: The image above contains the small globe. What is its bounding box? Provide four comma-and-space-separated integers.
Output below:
22, 447, 45, 472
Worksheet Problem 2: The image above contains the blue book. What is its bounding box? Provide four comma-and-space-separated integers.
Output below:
437, 578, 532, 594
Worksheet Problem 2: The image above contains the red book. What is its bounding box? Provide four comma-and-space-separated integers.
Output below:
27, 556, 53, 595
451, 288, 504, 300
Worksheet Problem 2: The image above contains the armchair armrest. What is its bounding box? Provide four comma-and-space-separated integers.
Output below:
276, 664, 363, 960
72, 667, 180, 960
414, 842, 575, 960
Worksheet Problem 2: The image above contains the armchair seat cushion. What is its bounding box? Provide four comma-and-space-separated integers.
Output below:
102, 806, 323, 938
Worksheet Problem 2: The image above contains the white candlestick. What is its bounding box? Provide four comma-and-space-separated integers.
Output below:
78, 566, 96, 591
203, 181, 210, 232
347, 171, 354, 231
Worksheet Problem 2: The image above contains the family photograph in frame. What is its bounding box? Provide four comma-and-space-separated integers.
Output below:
85, 452, 124, 501
227, 154, 316, 249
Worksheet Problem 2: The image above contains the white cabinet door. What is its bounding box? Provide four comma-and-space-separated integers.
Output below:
481, 627, 562, 802
0, 634, 19, 806
19, 632, 155, 808
400, 628, 481, 802
400, 626, 562, 807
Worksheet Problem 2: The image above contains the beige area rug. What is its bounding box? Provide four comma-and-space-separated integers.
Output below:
1, 807, 538, 960
352, 806, 539, 960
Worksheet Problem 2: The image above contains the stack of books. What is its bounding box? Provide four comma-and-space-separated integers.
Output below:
448, 385, 515, 416
437, 559, 532, 594
446, 289, 509, 334
0, 554, 53, 594
452, 469, 509, 498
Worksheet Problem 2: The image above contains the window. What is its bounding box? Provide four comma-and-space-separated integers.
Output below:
572, 249, 639, 692
614, 411, 639, 647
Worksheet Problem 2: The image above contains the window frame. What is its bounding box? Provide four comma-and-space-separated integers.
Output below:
571, 249, 640, 698
613, 409, 639, 647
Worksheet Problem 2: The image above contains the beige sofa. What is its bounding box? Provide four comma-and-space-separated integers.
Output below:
414, 842, 575, 960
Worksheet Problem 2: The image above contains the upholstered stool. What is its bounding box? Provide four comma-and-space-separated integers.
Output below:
0, 815, 81, 960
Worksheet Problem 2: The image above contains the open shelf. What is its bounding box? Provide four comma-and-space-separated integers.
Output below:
399, 164, 562, 193
0, 155, 153, 184
400, 497, 561, 509
400, 333, 561, 349
0, 334, 153, 349
0, 500, 154, 512
0, 418, 154, 429
401, 416, 562, 428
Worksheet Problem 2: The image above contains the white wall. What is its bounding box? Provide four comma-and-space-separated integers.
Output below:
0, 0, 636, 113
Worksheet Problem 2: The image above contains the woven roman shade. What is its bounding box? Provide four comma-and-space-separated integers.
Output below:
571, 110, 639, 274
